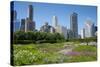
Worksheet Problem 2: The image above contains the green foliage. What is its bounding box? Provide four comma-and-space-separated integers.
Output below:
12, 42, 97, 66
66, 37, 97, 43
13, 43, 67, 66
68, 55, 97, 62
13, 40, 35, 44
68, 45, 97, 62
13, 31, 65, 44
73, 45, 97, 52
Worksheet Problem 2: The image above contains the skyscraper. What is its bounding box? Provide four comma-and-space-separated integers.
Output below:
61, 26, 67, 39
27, 19, 35, 32
52, 16, 58, 29
56, 25, 62, 34
28, 5, 33, 21
66, 29, 73, 39
70, 12, 78, 39
25, 5, 35, 32
40, 22, 55, 33
20, 19, 25, 32
80, 28, 85, 39
85, 19, 95, 37
25, 18, 28, 32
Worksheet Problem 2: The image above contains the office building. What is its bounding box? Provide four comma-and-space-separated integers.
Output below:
61, 26, 67, 39
40, 22, 55, 33
66, 29, 73, 39
20, 19, 25, 32
28, 5, 33, 21
24, 5, 35, 32
52, 16, 58, 29
25, 18, 35, 32
70, 12, 78, 39
85, 20, 95, 37
80, 28, 85, 39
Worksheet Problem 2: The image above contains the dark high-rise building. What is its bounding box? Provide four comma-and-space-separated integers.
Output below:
26, 18, 35, 32
24, 5, 35, 32
70, 12, 78, 39
20, 19, 25, 32
28, 5, 33, 21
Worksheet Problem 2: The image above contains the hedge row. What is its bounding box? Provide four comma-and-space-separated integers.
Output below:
13, 31, 65, 44
13, 40, 65, 44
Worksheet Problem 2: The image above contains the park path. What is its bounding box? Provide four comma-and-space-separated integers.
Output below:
58, 44, 77, 55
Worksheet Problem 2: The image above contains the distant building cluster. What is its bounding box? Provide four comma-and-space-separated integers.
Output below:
40, 22, 55, 33
13, 5, 35, 32
80, 20, 97, 39
12, 5, 97, 39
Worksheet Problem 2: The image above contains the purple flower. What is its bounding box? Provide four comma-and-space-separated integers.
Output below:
66, 51, 81, 56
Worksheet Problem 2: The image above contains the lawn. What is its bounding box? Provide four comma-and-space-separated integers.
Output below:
12, 42, 97, 66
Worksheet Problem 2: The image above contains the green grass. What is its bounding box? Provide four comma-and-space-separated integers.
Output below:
69, 45, 97, 62
73, 45, 97, 52
12, 42, 97, 66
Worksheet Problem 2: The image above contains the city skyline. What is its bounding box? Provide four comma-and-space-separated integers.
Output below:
13, 1, 97, 34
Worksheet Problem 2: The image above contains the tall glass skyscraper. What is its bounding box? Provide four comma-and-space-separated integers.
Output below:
28, 5, 33, 21
20, 5, 35, 32
27, 5, 35, 32
70, 12, 78, 39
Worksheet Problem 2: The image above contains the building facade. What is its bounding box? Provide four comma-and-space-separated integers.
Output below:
70, 12, 78, 39
40, 22, 55, 33
20, 5, 35, 32
66, 29, 73, 39
80, 28, 85, 39
28, 5, 33, 21
52, 16, 58, 30
61, 26, 67, 39
85, 20, 95, 38
20, 19, 25, 32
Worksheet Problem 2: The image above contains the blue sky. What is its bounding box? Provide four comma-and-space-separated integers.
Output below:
13, 1, 97, 34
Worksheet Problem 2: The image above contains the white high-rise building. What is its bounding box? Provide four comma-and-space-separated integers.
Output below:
52, 16, 58, 30
80, 28, 85, 39
52, 16, 67, 39
25, 18, 28, 32
85, 19, 95, 38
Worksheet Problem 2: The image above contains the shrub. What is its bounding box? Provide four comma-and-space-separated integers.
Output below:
13, 40, 35, 44
13, 31, 65, 44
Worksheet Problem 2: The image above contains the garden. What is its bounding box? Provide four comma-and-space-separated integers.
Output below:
12, 42, 97, 66
11, 31, 97, 66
